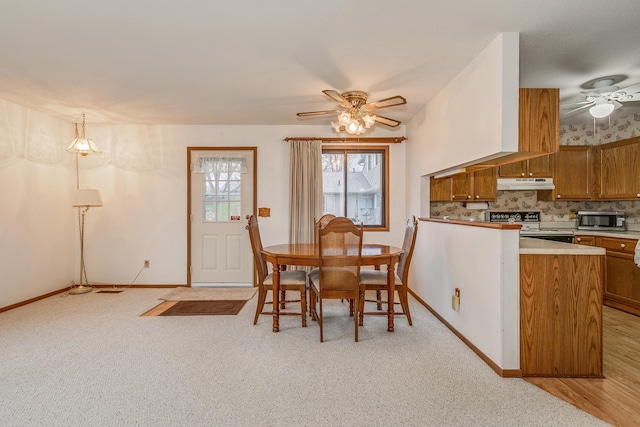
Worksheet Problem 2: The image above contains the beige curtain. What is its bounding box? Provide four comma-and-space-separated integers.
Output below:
289, 139, 323, 244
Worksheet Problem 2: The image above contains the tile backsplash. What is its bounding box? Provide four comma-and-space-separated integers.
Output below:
429, 112, 640, 228
430, 190, 640, 225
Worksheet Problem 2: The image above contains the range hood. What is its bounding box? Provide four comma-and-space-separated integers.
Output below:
496, 177, 555, 191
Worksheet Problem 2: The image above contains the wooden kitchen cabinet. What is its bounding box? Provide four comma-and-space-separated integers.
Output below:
596, 236, 640, 316
596, 136, 640, 200
574, 235, 596, 246
451, 173, 472, 201
520, 252, 603, 377
546, 145, 594, 200
430, 168, 497, 202
430, 176, 452, 202
470, 167, 497, 200
498, 154, 553, 178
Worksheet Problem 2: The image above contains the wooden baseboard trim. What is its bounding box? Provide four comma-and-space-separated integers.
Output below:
0, 284, 186, 313
409, 288, 522, 378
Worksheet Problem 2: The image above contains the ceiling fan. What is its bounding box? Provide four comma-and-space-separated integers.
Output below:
296, 90, 407, 134
563, 78, 640, 118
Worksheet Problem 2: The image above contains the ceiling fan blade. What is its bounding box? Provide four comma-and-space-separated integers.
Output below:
612, 100, 623, 109
374, 115, 401, 127
322, 90, 350, 107
363, 95, 407, 110
564, 103, 594, 115
560, 100, 592, 108
612, 82, 640, 96
296, 110, 340, 117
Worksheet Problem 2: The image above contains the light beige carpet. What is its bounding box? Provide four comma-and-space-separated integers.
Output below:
159, 287, 257, 301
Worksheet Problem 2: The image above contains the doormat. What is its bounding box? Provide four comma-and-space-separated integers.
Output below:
97, 290, 124, 293
160, 287, 257, 301
142, 300, 247, 316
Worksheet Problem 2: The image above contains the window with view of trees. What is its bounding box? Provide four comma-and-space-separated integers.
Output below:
322, 146, 388, 230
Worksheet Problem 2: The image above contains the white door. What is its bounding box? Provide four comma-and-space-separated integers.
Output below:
189, 148, 255, 287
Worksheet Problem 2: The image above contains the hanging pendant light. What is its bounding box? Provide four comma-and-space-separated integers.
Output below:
66, 113, 102, 156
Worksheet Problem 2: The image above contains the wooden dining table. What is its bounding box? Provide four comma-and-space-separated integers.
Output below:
261, 243, 403, 333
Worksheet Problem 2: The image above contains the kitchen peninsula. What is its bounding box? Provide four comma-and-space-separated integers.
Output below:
411, 218, 605, 378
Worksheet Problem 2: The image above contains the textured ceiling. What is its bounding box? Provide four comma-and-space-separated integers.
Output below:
1, 0, 639, 127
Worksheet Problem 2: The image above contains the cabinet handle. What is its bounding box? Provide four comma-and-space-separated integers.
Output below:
452, 195, 456, 199
529, 172, 533, 176
577, 238, 582, 242
475, 195, 480, 199
521, 173, 525, 177
637, 193, 640, 198
621, 243, 626, 248
467, 195, 471, 199
556, 195, 562, 199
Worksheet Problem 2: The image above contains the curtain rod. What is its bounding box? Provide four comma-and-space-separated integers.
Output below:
283, 136, 406, 144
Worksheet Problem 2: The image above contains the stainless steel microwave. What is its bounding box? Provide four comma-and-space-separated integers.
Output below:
577, 211, 626, 231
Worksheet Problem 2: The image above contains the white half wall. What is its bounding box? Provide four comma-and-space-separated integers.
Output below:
409, 221, 520, 370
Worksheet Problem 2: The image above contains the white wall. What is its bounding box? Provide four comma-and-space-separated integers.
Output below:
411, 222, 520, 369
406, 32, 520, 178
404, 33, 522, 370
0, 101, 408, 307
0, 101, 76, 308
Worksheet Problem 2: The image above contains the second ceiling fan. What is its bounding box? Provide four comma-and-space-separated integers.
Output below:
297, 90, 406, 134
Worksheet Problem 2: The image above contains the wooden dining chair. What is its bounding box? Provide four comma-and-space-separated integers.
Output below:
247, 215, 308, 327
313, 214, 336, 243
359, 215, 418, 326
309, 217, 363, 342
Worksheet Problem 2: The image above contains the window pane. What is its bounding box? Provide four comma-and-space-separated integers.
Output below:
322, 152, 345, 217
202, 158, 243, 222
322, 149, 385, 228
346, 153, 382, 225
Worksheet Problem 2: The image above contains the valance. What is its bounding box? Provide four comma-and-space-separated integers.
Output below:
192, 152, 248, 174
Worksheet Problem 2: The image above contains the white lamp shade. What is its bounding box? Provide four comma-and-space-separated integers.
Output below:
589, 101, 615, 118
73, 189, 103, 207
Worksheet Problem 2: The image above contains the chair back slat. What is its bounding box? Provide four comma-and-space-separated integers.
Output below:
318, 217, 363, 291
247, 215, 269, 284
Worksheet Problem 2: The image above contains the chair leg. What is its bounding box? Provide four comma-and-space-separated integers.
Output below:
359, 289, 365, 326
400, 287, 412, 326
354, 294, 359, 342
300, 289, 307, 327
253, 286, 267, 325
310, 290, 317, 321
280, 290, 286, 309
319, 298, 324, 342
376, 290, 383, 311
349, 299, 354, 317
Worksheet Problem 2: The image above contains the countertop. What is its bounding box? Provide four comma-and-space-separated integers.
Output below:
519, 237, 606, 255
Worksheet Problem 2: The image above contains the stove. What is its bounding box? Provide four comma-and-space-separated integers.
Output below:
487, 211, 575, 243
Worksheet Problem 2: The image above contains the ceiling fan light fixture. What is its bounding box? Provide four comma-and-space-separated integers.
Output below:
589, 100, 615, 118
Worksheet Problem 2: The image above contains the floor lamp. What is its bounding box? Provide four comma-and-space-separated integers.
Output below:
70, 189, 103, 294
66, 113, 103, 295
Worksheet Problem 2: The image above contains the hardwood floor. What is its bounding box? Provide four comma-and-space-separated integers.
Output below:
526, 306, 640, 427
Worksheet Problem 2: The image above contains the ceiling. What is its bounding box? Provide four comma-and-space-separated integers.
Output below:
1, 0, 640, 127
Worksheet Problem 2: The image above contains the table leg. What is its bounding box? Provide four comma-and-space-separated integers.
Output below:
272, 263, 280, 333
387, 261, 395, 332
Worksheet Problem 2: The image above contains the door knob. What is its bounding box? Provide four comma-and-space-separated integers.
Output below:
245, 214, 251, 219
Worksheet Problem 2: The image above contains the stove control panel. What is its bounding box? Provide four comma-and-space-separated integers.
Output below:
487, 211, 541, 223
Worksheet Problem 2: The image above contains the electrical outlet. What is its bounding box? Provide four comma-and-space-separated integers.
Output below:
144, 260, 150, 268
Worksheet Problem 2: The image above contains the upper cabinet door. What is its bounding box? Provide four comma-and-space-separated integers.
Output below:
527, 154, 553, 177
598, 137, 640, 200
472, 168, 497, 200
553, 146, 593, 200
519, 88, 559, 153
